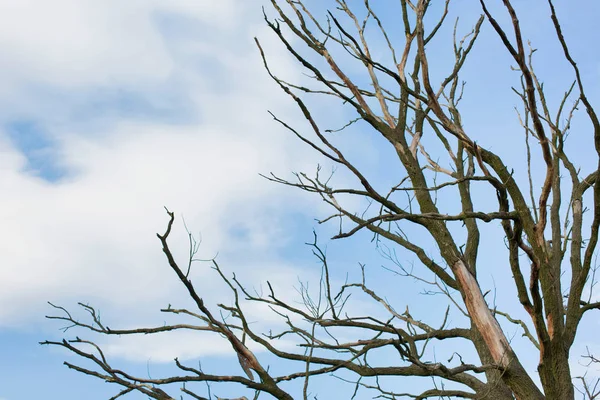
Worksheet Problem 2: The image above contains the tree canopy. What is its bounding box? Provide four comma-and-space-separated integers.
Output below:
44, 1, 600, 399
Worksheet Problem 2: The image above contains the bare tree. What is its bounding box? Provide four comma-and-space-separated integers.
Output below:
43, 1, 600, 399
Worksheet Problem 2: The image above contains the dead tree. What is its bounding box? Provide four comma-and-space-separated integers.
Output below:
43, 1, 600, 399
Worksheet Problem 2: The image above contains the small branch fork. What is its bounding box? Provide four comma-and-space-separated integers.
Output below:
43, 209, 291, 400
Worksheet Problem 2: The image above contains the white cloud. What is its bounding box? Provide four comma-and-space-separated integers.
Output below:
0, 0, 168, 89
0, 0, 247, 90
0, 0, 328, 329
0, 97, 324, 324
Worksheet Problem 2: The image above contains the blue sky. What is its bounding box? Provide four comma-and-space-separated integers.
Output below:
1, 1, 600, 399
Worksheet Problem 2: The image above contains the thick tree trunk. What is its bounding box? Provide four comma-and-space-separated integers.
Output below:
538, 339, 574, 399
454, 260, 545, 399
